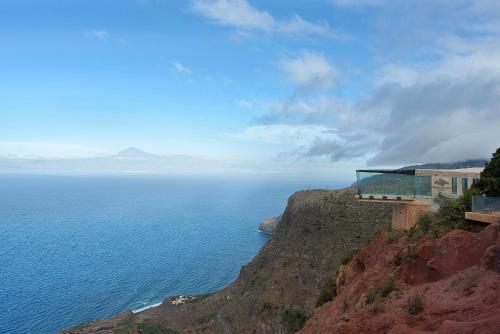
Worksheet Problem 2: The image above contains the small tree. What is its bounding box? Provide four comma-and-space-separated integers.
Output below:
473, 147, 500, 196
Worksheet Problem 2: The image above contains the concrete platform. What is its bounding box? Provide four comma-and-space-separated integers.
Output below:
465, 212, 500, 224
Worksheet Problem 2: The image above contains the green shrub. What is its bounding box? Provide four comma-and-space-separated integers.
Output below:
194, 313, 216, 325
472, 147, 500, 196
315, 277, 337, 307
262, 302, 273, 311
341, 248, 358, 265
281, 309, 309, 332
437, 198, 467, 229
370, 301, 385, 315
385, 230, 401, 244
405, 244, 417, 259
408, 213, 435, 240
136, 322, 179, 334
393, 253, 402, 267
409, 192, 474, 241
377, 276, 396, 298
407, 293, 423, 315
365, 286, 378, 304
366, 276, 396, 304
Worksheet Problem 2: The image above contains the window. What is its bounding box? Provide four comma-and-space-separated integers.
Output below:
452, 177, 457, 194
462, 178, 468, 193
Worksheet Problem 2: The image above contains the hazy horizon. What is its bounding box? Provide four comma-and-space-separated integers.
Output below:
2, 0, 500, 177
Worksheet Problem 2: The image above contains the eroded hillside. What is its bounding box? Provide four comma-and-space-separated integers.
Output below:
299, 223, 500, 333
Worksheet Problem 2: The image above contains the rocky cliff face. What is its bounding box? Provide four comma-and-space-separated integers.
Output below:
258, 215, 281, 234
63, 188, 392, 333
218, 188, 391, 333
299, 223, 500, 334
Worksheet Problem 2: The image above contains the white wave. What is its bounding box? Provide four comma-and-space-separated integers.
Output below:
132, 301, 162, 314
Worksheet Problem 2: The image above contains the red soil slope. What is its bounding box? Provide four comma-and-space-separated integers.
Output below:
299, 223, 500, 334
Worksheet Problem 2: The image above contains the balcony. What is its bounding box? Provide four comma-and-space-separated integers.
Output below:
465, 196, 500, 224
472, 196, 500, 213
356, 169, 432, 201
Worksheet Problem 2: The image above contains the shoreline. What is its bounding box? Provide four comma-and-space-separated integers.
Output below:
132, 301, 163, 314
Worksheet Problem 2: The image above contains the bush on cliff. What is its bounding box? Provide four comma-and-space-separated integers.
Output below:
340, 248, 358, 265
281, 309, 309, 332
315, 277, 337, 307
409, 191, 473, 240
407, 293, 423, 315
136, 322, 179, 334
366, 276, 396, 304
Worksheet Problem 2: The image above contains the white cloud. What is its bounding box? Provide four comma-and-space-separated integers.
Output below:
236, 99, 252, 109
84, 30, 110, 41
280, 52, 338, 90
191, 0, 274, 31
245, 2, 500, 166
191, 0, 335, 37
300, 43, 500, 165
229, 124, 338, 145
172, 62, 192, 75
375, 64, 421, 88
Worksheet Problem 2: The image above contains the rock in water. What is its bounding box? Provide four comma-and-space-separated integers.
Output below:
258, 215, 282, 234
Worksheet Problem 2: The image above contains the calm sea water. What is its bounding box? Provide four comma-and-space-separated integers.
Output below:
0, 175, 344, 334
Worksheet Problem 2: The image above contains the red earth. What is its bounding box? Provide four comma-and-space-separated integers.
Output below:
299, 223, 500, 334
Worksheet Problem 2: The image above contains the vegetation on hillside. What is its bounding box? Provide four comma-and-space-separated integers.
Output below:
281, 309, 309, 332
408, 192, 473, 240
473, 147, 500, 196
340, 248, 358, 265
136, 322, 180, 334
315, 277, 337, 307
365, 276, 396, 305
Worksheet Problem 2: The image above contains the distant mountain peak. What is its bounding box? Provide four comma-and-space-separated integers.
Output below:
112, 147, 156, 158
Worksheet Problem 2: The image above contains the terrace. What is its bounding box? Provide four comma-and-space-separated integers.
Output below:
465, 196, 500, 224
356, 169, 432, 201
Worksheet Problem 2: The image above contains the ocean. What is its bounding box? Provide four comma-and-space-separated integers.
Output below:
0, 175, 344, 334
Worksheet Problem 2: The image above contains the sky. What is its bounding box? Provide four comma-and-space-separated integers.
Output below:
1, 0, 500, 178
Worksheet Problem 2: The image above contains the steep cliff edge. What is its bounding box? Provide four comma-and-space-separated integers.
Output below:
299, 223, 500, 334
258, 215, 281, 234
63, 188, 392, 333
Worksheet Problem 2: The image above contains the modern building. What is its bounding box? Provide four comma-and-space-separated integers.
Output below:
356, 167, 483, 230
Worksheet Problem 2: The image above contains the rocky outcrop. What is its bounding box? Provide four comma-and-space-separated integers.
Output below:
64, 187, 392, 333
258, 215, 281, 234
299, 223, 500, 334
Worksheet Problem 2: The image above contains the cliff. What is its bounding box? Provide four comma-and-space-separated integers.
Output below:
299, 223, 500, 333
258, 215, 281, 234
63, 187, 392, 333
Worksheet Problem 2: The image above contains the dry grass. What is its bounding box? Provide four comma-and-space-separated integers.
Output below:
407, 293, 423, 315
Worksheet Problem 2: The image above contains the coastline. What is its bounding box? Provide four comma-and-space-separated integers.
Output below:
132, 301, 163, 314
64, 187, 394, 333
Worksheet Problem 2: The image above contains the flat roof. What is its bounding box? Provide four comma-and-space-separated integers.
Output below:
357, 167, 484, 176
356, 169, 415, 175
416, 167, 484, 173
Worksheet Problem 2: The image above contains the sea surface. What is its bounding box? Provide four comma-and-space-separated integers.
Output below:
0, 175, 344, 334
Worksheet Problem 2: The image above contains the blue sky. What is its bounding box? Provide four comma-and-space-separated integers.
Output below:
1, 0, 500, 177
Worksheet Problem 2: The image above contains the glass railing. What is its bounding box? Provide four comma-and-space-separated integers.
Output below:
472, 196, 500, 213
356, 171, 431, 199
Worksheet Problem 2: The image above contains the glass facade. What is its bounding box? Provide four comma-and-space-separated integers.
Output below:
356, 170, 431, 199
462, 178, 468, 194
472, 196, 500, 213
